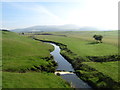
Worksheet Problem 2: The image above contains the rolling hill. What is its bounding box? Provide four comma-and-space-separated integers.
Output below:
2, 30, 70, 88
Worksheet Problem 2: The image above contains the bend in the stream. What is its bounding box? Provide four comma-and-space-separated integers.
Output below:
49, 43, 92, 89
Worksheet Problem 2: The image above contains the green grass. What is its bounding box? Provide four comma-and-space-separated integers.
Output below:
75, 61, 119, 88
2, 31, 54, 72
3, 72, 70, 88
33, 31, 119, 88
83, 61, 119, 82
26, 30, 118, 46
35, 34, 118, 57
50, 30, 118, 46
2, 31, 70, 88
34, 32, 118, 73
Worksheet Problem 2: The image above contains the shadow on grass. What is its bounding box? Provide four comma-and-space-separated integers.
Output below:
87, 42, 99, 45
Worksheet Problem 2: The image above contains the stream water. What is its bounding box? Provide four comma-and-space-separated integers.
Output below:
49, 43, 92, 89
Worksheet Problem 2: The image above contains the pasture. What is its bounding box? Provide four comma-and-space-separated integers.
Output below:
34, 30, 119, 89
35, 31, 118, 57
2, 30, 70, 88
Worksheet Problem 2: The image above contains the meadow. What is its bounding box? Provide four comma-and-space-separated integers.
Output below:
34, 30, 119, 89
50, 30, 118, 46
83, 61, 119, 82
2, 30, 70, 88
3, 72, 70, 88
35, 31, 118, 57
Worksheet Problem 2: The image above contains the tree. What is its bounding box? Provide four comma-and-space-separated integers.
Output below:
93, 35, 103, 43
22, 32, 24, 35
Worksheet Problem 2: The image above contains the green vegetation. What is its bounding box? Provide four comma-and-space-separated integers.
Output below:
33, 30, 119, 89
2, 31, 70, 88
3, 72, 70, 88
2, 31, 55, 72
35, 34, 118, 57
75, 64, 119, 89
49, 30, 118, 46
2, 30, 119, 88
83, 61, 119, 82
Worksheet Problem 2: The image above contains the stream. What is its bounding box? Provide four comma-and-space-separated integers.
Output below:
49, 43, 92, 89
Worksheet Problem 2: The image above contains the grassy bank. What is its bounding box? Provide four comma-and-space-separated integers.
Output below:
83, 61, 119, 82
33, 31, 119, 89
2, 30, 70, 88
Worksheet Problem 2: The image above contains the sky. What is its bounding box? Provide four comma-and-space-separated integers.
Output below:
1, 0, 119, 30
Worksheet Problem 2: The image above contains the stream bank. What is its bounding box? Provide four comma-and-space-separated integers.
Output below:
33, 38, 120, 89
33, 38, 92, 89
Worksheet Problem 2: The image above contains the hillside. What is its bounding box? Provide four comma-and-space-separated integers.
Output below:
2, 30, 70, 88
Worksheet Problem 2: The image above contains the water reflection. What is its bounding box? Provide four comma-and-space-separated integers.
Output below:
49, 43, 91, 89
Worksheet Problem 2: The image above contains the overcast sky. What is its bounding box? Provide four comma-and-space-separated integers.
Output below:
1, 0, 119, 30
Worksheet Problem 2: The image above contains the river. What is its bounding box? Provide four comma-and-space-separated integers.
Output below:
49, 43, 92, 89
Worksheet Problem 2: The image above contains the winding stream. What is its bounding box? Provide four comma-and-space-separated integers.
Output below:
49, 43, 92, 89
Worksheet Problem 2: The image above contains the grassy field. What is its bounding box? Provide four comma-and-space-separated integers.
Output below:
3, 72, 69, 88
50, 30, 118, 46
33, 30, 119, 89
83, 61, 119, 82
35, 33, 118, 57
2, 30, 70, 88
2, 30, 118, 88
3, 31, 54, 72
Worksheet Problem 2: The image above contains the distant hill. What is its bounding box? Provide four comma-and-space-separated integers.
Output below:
11, 24, 100, 32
